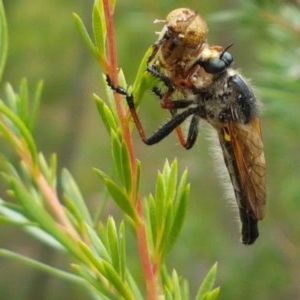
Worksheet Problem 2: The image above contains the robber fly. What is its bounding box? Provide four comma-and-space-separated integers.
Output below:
107, 8, 266, 245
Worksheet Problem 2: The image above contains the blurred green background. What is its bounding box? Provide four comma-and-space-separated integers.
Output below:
1, 0, 300, 299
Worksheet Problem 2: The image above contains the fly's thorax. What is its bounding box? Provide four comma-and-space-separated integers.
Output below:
171, 87, 198, 103
190, 67, 215, 89
226, 69, 259, 123
195, 69, 259, 126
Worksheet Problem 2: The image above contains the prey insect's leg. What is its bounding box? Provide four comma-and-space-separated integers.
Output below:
106, 75, 198, 145
147, 65, 174, 92
147, 32, 170, 65
152, 86, 194, 109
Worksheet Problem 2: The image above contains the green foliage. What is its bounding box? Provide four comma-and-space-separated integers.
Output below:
145, 160, 190, 264
195, 263, 220, 300
95, 168, 139, 223
2, 0, 299, 299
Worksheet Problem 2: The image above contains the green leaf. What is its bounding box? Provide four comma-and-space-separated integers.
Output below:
61, 169, 93, 226
160, 265, 173, 292
160, 265, 190, 299
93, 0, 107, 62
166, 171, 190, 252
132, 46, 159, 107
196, 263, 219, 300
158, 202, 173, 259
29, 80, 43, 130
119, 137, 132, 193
0, 201, 28, 225
110, 131, 132, 193
94, 93, 118, 134
85, 223, 111, 261
2, 79, 41, 137
165, 160, 178, 202
73, 13, 98, 59
3, 82, 17, 112
106, 217, 120, 274
119, 222, 126, 281
111, 131, 123, 180
0, 101, 38, 163
38, 153, 57, 187
126, 271, 143, 300
78, 240, 106, 273
171, 269, 182, 299
203, 287, 220, 300
155, 172, 166, 226
0, 249, 86, 284
104, 70, 127, 111
18, 79, 32, 128
72, 264, 116, 300
147, 195, 156, 251
135, 160, 141, 204
94, 169, 138, 222
8, 177, 87, 261
0, 0, 8, 84
102, 260, 134, 300
0, 201, 66, 250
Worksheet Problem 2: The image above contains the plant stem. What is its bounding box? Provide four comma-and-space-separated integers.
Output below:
136, 200, 157, 300
35, 173, 79, 240
102, 1, 158, 298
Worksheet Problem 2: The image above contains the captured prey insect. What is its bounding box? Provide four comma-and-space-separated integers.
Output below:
145, 8, 233, 149
107, 8, 266, 245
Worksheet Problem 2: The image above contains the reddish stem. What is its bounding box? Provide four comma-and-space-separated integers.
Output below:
136, 201, 157, 300
103, 1, 158, 298
35, 173, 79, 240
103, 1, 136, 168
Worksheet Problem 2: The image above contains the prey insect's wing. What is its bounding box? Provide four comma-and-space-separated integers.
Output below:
218, 117, 266, 244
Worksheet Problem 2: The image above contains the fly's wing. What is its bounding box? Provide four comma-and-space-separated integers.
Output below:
226, 118, 266, 220
218, 117, 266, 244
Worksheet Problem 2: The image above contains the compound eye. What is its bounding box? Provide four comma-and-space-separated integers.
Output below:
196, 49, 234, 74
221, 51, 233, 67
201, 57, 226, 74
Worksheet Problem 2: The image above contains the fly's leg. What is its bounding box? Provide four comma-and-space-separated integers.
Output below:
152, 86, 199, 149
106, 75, 198, 145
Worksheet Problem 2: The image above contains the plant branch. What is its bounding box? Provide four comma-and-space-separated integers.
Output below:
35, 172, 79, 240
102, 1, 158, 298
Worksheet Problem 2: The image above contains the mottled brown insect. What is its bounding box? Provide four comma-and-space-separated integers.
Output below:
147, 8, 230, 89
107, 8, 266, 245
